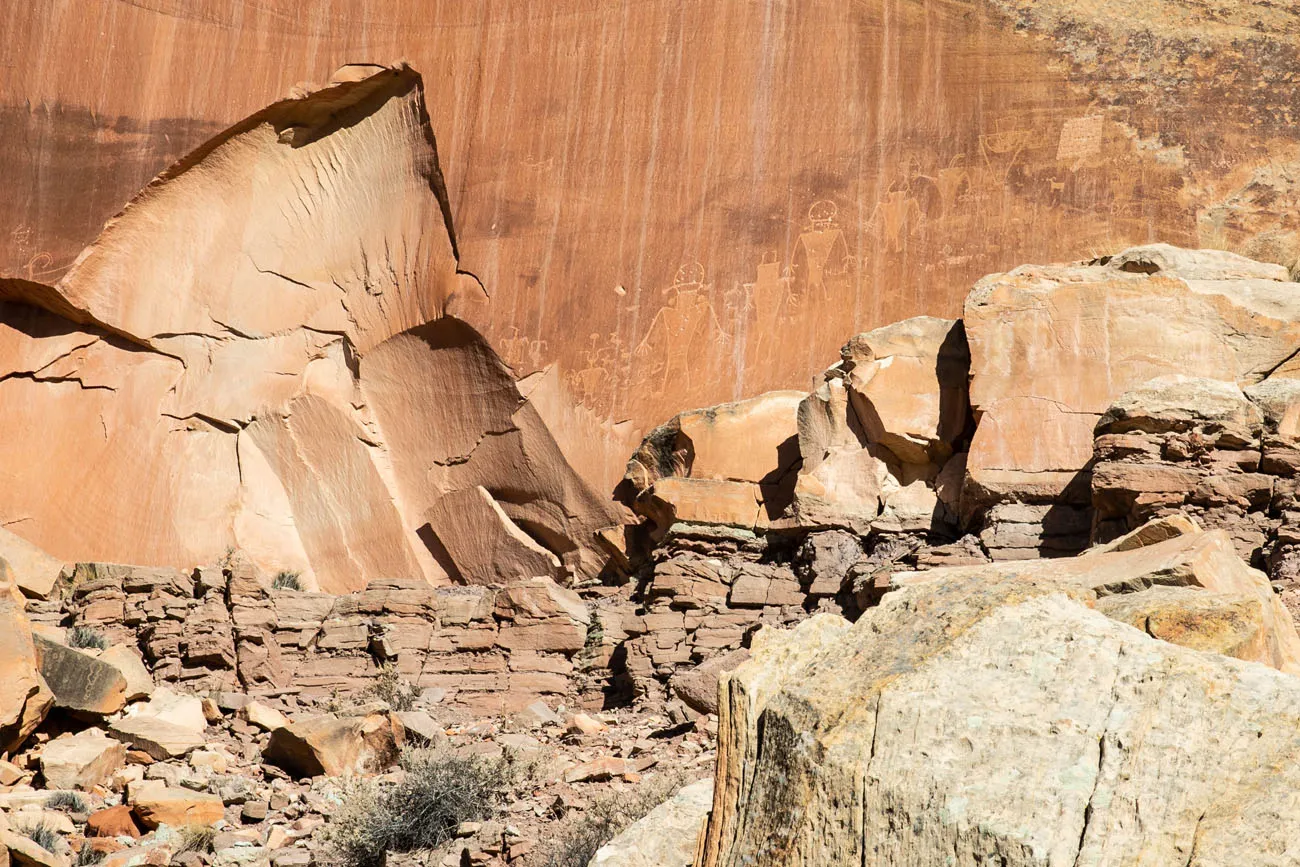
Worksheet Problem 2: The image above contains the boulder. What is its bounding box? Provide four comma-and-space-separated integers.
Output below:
0, 600, 53, 753
32, 635, 127, 716
107, 717, 205, 761
95, 648, 153, 703
1096, 375, 1262, 441
840, 317, 970, 465
118, 687, 205, 733
85, 806, 141, 840
128, 782, 225, 830
963, 245, 1300, 514
671, 649, 750, 716
1095, 586, 1270, 662
240, 702, 289, 732
2, 831, 65, 867
0, 530, 64, 601
262, 713, 405, 778
590, 779, 714, 867
701, 557, 1300, 867
40, 729, 126, 790
623, 392, 803, 532
894, 528, 1300, 674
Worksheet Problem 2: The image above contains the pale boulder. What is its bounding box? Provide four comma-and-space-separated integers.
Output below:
262, 712, 405, 778
128, 782, 224, 830
701, 562, 1300, 867
963, 245, 1300, 511
840, 317, 969, 465
118, 687, 205, 733
240, 701, 289, 732
590, 779, 714, 867
1096, 375, 1262, 441
40, 728, 126, 790
95, 648, 153, 703
895, 528, 1300, 674
107, 717, 205, 761
0, 530, 63, 601
623, 392, 803, 532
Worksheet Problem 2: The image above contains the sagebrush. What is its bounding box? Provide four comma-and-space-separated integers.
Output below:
46, 791, 88, 812
272, 570, 302, 591
364, 663, 418, 712
176, 825, 217, 855
541, 773, 688, 867
22, 822, 60, 853
67, 626, 108, 651
323, 747, 521, 867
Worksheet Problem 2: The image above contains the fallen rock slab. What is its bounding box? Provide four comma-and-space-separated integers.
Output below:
95, 648, 153, 703
40, 728, 126, 790
2, 831, 65, 867
591, 779, 714, 867
262, 713, 404, 777
0, 600, 53, 752
32, 635, 126, 716
107, 717, 205, 760
128, 782, 224, 830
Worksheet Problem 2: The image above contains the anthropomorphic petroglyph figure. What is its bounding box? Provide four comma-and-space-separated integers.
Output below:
792, 201, 850, 302
498, 326, 549, 375
869, 190, 923, 254
634, 263, 728, 396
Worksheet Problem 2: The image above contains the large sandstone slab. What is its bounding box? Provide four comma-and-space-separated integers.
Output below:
0, 66, 621, 593
841, 317, 969, 465
0, 600, 53, 753
40, 729, 126, 791
590, 779, 714, 867
894, 528, 1300, 674
963, 245, 1300, 512
32, 635, 127, 716
701, 557, 1300, 867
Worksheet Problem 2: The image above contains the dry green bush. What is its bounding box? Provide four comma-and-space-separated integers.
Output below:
322, 747, 523, 867
67, 626, 108, 651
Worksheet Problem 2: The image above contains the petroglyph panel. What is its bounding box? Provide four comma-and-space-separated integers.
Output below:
2, 0, 1298, 489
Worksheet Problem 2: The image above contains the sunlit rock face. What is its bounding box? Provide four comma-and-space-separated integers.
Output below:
0, 67, 623, 593
3, 1, 1298, 487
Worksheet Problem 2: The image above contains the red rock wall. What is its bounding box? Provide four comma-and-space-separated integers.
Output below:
3, 0, 1298, 489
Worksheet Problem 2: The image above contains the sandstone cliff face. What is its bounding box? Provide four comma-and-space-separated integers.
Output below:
0, 67, 622, 593
4, 2, 1298, 487
701, 541, 1300, 866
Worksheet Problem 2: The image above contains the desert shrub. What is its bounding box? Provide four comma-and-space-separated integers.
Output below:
74, 845, 106, 866
21, 822, 60, 853
67, 626, 108, 651
323, 747, 520, 867
541, 773, 688, 867
46, 791, 88, 812
176, 825, 217, 855
364, 664, 418, 712
272, 570, 302, 591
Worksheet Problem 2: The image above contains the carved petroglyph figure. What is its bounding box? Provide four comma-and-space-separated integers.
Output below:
498, 326, 549, 375
634, 263, 728, 396
792, 201, 850, 300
